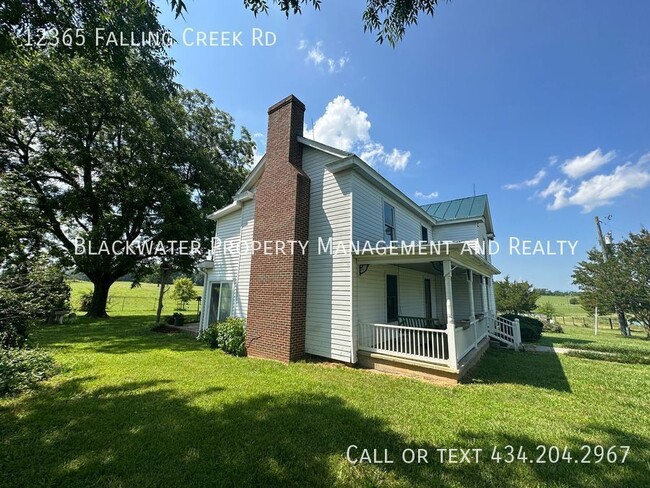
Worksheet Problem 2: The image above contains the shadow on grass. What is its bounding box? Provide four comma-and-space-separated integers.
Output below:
32, 316, 202, 355
470, 349, 572, 393
3, 375, 647, 487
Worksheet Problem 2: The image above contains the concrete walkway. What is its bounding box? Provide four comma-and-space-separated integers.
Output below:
523, 344, 613, 357
166, 321, 200, 336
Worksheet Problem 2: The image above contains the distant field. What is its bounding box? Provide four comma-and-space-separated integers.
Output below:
535, 294, 618, 322
68, 281, 203, 317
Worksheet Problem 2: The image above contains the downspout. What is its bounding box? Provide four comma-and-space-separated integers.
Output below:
197, 269, 210, 339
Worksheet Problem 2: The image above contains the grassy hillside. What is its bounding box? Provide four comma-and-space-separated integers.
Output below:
69, 281, 203, 318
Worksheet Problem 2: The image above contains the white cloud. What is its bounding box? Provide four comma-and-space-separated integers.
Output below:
359, 142, 385, 166
539, 179, 572, 210
504, 169, 547, 190
561, 148, 616, 179
415, 191, 439, 200
548, 155, 559, 166
539, 153, 650, 211
311, 96, 411, 171
302, 40, 349, 74
384, 148, 411, 171
312, 96, 370, 152
306, 41, 325, 65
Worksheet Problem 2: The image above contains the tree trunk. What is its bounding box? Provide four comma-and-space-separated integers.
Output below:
615, 306, 629, 336
86, 278, 113, 317
155, 266, 168, 324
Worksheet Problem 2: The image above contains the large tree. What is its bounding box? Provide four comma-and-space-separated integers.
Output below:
494, 276, 540, 315
0, 45, 252, 317
574, 230, 650, 337
243, 0, 442, 45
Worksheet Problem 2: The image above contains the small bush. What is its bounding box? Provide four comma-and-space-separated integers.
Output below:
542, 320, 564, 333
500, 313, 544, 343
200, 323, 220, 349
200, 317, 246, 356
78, 293, 93, 312
0, 348, 56, 396
569, 297, 580, 305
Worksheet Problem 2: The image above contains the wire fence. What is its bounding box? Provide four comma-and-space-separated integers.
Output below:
95, 296, 202, 319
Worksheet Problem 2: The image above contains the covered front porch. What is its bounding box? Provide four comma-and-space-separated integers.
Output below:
352, 246, 520, 382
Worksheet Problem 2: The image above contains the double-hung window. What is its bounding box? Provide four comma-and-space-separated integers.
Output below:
383, 202, 395, 242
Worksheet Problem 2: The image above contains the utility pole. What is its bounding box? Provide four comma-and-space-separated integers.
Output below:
594, 216, 629, 336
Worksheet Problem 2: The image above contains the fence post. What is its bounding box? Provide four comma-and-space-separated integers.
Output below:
609, 318, 613, 330
513, 318, 522, 351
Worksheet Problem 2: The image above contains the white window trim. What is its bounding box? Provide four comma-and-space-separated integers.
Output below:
207, 280, 234, 324
382, 199, 396, 243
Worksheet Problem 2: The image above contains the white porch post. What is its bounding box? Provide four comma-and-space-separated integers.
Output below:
443, 260, 457, 370
481, 276, 489, 314
467, 271, 477, 348
488, 277, 497, 313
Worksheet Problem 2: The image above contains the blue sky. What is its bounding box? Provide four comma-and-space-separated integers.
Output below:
160, 1, 650, 290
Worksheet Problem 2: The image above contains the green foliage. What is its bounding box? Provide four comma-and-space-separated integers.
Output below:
0, 48, 251, 316
0, 259, 70, 348
170, 277, 197, 310
243, 0, 441, 46
78, 293, 93, 312
201, 317, 247, 357
0, 347, 55, 396
536, 301, 556, 318
200, 323, 221, 349
494, 276, 540, 315
573, 229, 650, 337
501, 314, 543, 343
569, 297, 579, 305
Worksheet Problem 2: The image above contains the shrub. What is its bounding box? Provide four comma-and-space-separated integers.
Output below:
542, 320, 564, 333
78, 293, 93, 312
0, 348, 56, 396
500, 313, 544, 343
170, 277, 197, 310
569, 297, 580, 305
200, 323, 220, 349
200, 317, 247, 356
536, 301, 556, 318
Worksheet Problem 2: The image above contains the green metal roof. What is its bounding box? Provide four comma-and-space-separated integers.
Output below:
420, 194, 489, 223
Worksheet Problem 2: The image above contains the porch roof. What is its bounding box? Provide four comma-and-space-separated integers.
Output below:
353, 241, 500, 277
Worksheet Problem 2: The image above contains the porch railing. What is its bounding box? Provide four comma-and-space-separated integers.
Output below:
357, 323, 450, 367
487, 313, 521, 350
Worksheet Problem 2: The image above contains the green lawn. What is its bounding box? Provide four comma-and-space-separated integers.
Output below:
535, 295, 604, 319
68, 280, 203, 317
1, 318, 649, 487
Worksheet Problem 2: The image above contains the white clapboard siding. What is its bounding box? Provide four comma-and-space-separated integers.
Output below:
234, 199, 255, 317
303, 146, 353, 362
352, 173, 429, 245
356, 263, 441, 324
213, 210, 241, 282
432, 221, 480, 243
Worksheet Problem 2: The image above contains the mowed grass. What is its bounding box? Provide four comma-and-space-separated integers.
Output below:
1, 318, 649, 487
536, 295, 600, 319
69, 280, 203, 317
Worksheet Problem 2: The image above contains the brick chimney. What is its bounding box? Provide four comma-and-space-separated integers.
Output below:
246, 95, 310, 362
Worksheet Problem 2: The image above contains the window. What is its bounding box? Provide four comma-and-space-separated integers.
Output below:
383, 202, 395, 242
208, 282, 232, 324
424, 278, 432, 320
386, 274, 398, 322
421, 225, 429, 242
